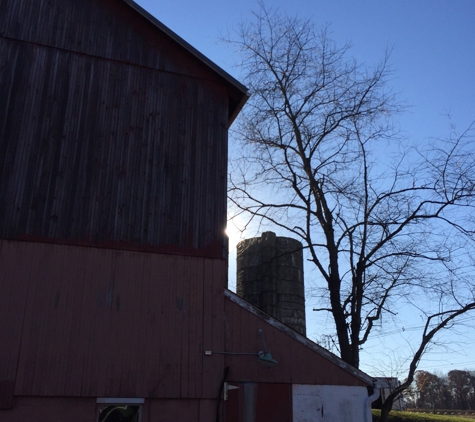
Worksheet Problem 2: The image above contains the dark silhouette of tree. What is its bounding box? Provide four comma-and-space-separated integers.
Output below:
448, 370, 474, 410
226, 5, 475, 422
406, 369, 475, 411
414, 370, 450, 409
469, 371, 475, 409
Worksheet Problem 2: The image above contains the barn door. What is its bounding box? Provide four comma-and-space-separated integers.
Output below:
292, 385, 368, 422
292, 385, 323, 422
225, 382, 291, 422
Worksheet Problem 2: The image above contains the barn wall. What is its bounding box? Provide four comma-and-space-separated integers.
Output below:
225, 383, 292, 422
222, 294, 367, 387
0, 0, 223, 82
0, 239, 226, 399
224, 383, 370, 422
292, 385, 368, 422
0, 398, 96, 422
0, 397, 217, 422
0, 0, 230, 257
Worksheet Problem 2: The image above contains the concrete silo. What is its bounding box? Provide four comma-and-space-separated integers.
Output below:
236, 231, 306, 335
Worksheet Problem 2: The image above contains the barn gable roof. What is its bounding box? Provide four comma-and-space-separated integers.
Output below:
1, 0, 248, 126
225, 289, 376, 386
122, 0, 249, 125
0, 0, 249, 253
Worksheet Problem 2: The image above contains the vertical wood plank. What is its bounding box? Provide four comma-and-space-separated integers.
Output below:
0, 241, 33, 384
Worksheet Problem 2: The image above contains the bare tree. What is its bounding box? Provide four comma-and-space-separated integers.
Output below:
414, 370, 449, 409
227, 6, 475, 421
380, 305, 475, 419
448, 369, 474, 410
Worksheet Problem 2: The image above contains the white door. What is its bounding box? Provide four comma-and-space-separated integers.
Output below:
292, 385, 368, 422
293, 385, 323, 422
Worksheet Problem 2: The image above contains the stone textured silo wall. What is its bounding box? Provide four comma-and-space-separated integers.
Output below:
236, 231, 306, 335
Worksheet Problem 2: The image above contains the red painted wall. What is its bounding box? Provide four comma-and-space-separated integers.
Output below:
226, 383, 292, 422
0, 397, 217, 422
0, 239, 226, 399
222, 296, 367, 387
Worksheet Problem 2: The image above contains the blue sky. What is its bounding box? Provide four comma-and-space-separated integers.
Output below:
137, 0, 475, 141
135, 0, 475, 376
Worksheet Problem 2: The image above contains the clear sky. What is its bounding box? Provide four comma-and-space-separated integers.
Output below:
135, 0, 475, 377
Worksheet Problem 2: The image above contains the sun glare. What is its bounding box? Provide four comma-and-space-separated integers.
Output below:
225, 214, 247, 252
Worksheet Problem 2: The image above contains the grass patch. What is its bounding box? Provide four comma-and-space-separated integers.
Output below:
372, 410, 475, 422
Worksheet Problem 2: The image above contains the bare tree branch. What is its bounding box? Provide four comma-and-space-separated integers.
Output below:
225, 6, 475, 421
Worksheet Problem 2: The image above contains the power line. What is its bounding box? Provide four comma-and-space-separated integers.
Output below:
369, 316, 475, 339
420, 360, 475, 371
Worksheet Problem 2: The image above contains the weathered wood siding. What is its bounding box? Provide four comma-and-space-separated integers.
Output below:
0, 398, 96, 422
0, 397, 217, 422
0, 0, 237, 257
225, 383, 292, 422
0, 239, 226, 398
223, 295, 368, 387
0, 0, 228, 87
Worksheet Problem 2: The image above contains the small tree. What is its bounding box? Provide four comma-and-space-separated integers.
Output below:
227, 5, 475, 422
379, 307, 475, 419
415, 371, 443, 409
469, 371, 475, 409
448, 370, 474, 410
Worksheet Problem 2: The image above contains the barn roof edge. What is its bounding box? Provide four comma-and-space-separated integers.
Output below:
225, 289, 376, 386
121, 0, 249, 96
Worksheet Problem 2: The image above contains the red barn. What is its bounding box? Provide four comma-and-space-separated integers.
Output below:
0, 0, 378, 420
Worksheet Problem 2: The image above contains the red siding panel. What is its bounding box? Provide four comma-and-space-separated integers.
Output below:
0, 398, 96, 422
0, 397, 218, 422
202, 260, 225, 394
226, 383, 292, 422
223, 296, 367, 387
0, 241, 33, 398
0, 240, 226, 398
148, 398, 217, 422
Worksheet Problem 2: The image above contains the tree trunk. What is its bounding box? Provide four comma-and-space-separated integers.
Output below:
377, 397, 394, 422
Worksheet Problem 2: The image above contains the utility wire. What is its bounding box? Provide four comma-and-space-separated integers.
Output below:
369, 316, 475, 339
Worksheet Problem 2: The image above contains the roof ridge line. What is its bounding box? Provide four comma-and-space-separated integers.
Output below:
121, 0, 248, 95
224, 288, 375, 385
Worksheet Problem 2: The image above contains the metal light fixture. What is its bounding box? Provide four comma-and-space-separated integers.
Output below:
204, 328, 278, 366
257, 350, 278, 366
257, 329, 278, 366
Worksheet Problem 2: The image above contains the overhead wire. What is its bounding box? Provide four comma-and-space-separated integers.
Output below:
368, 316, 475, 339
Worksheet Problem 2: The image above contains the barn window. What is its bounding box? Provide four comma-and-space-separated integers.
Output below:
96, 398, 144, 422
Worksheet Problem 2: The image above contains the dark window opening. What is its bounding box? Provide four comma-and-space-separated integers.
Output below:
98, 404, 141, 422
